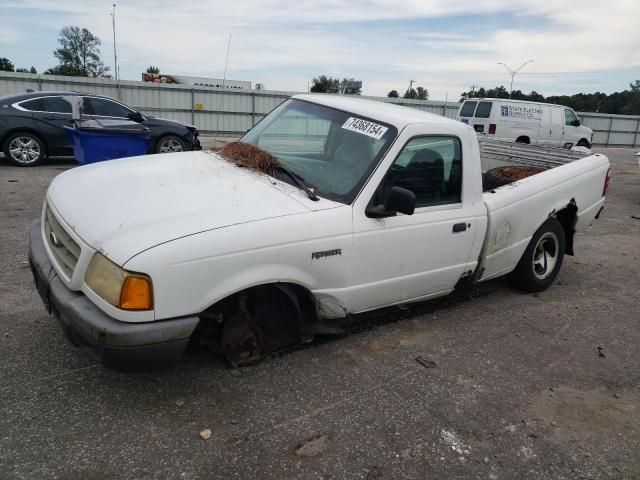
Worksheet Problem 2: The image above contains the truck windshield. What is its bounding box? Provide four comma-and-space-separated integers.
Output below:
242, 99, 397, 204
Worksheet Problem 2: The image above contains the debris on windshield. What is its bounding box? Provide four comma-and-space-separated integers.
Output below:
217, 141, 319, 201
217, 141, 280, 173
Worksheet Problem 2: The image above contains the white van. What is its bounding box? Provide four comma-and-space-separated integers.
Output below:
457, 98, 593, 148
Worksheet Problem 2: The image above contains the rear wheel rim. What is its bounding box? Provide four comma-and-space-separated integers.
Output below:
532, 232, 559, 280
9, 136, 41, 164
159, 138, 184, 153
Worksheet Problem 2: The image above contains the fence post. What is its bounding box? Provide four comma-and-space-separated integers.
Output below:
442, 102, 447, 117
251, 92, 256, 127
191, 88, 195, 126
605, 117, 614, 146
37, 76, 42, 91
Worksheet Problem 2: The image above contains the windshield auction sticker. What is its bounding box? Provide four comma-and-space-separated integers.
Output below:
342, 117, 388, 139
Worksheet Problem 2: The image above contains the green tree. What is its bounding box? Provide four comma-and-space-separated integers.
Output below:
30, 66, 37, 74
416, 86, 429, 100
146, 66, 160, 74
387, 90, 399, 98
403, 87, 417, 99
15, 67, 29, 73
0, 57, 15, 72
338, 78, 362, 95
310, 75, 339, 93
45, 26, 109, 77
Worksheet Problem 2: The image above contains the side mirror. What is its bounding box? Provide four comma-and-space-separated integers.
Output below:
366, 186, 416, 218
571, 119, 581, 127
128, 111, 144, 123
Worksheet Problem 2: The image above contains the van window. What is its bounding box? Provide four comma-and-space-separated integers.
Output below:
459, 101, 477, 117
474, 101, 492, 118
564, 109, 578, 126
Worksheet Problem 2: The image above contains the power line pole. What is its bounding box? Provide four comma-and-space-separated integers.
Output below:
497, 60, 533, 98
111, 4, 119, 98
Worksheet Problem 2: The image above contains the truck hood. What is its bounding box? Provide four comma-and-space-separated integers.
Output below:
47, 151, 337, 265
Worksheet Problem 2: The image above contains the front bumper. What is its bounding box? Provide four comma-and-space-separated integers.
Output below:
28, 219, 199, 371
189, 131, 202, 151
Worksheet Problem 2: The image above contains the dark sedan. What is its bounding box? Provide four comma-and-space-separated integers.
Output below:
0, 91, 201, 166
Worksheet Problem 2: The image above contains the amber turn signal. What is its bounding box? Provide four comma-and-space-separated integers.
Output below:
119, 275, 153, 310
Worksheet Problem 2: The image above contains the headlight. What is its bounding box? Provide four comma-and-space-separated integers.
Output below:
85, 253, 153, 311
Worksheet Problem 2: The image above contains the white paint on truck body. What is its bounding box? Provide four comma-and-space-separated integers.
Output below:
42, 94, 609, 324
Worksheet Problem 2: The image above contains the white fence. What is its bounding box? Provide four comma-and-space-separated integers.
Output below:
1, 71, 638, 147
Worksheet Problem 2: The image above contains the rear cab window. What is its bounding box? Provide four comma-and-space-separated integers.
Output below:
459, 101, 477, 118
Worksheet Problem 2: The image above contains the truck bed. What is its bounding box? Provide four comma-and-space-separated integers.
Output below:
479, 138, 591, 178
476, 139, 610, 282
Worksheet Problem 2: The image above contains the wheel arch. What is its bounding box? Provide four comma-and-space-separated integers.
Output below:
199, 280, 318, 329
515, 135, 530, 144
553, 200, 578, 256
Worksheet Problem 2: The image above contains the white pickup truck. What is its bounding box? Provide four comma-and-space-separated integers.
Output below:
28, 94, 611, 370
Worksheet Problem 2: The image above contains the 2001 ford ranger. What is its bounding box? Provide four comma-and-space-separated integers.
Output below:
28, 94, 611, 370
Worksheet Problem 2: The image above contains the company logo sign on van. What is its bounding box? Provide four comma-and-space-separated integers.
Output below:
500, 105, 542, 120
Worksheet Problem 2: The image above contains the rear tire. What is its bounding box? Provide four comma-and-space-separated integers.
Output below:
510, 219, 565, 292
515, 136, 530, 144
2, 132, 46, 166
577, 139, 590, 148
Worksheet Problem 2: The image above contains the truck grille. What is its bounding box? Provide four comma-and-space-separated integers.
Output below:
44, 205, 80, 278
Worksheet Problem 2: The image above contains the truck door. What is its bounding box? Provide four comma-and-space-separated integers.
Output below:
457, 100, 477, 127
472, 101, 493, 136
29, 96, 74, 155
349, 130, 482, 312
563, 109, 580, 146
549, 107, 564, 146
537, 107, 553, 145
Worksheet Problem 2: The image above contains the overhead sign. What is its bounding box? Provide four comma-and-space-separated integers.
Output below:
141, 73, 252, 90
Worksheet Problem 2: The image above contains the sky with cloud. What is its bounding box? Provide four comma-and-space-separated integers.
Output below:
1, 0, 639, 99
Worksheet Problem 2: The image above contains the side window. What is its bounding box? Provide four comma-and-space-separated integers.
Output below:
41, 97, 71, 114
459, 101, 477, 117
380, 136, 462, 208
83, 97, 132, 118
17, 98, 44, 111
474, 101, 493, 118
564, 109, 578, 126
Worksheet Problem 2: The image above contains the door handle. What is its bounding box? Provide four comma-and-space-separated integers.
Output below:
452, 222, 467, 233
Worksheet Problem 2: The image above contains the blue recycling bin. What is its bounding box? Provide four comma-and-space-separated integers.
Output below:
64, 118, 151, 165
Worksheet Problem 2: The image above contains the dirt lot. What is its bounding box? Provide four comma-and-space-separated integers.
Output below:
0, 148, 639, 480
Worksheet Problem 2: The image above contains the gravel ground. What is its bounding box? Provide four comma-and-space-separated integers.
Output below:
0, 148, 639, 480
